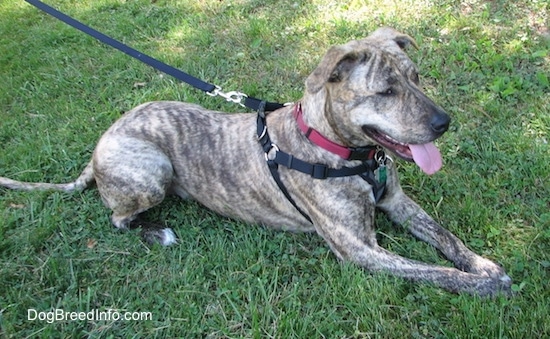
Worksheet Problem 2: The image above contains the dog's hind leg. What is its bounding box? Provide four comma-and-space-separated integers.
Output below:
93, 136, 177, 245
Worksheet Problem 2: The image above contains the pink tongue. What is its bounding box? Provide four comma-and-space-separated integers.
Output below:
409, 143, 442, 175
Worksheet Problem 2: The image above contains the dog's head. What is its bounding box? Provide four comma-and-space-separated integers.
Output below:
305, 27, 450, 174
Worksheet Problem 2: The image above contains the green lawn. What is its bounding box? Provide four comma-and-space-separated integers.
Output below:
1, 0, 549, 337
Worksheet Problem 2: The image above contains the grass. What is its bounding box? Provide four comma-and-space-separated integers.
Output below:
0, 0, 548, 337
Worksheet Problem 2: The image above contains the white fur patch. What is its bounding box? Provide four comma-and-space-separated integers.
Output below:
159, 228, 178, 246
500, 275, 512, 283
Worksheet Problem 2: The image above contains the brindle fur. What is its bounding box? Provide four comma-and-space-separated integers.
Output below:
0, 28, 511, 296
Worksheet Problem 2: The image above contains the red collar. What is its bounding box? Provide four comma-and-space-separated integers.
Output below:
293, 104, 376, 160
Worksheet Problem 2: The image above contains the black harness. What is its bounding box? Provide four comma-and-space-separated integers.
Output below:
256, 103, 389, 224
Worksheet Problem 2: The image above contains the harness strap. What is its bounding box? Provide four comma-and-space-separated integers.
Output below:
266, 158, 313, 224
246, 97, 285, 112
256, 101, 312, 222
271, 151, 376, 179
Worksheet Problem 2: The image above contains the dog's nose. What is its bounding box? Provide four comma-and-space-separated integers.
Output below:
430, 112, 451, 134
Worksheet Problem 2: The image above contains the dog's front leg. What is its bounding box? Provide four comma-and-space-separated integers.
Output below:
377, 178, 510, 282
312, 207, 511, 296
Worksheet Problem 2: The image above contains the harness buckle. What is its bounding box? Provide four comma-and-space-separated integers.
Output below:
311, 164, 329, 179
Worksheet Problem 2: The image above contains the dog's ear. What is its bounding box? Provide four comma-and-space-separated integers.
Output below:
394, 34, 418, 50
306, 43, 367, 94
370, 27, 419, 50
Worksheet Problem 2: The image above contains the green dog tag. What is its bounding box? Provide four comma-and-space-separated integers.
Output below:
374, 149, 389, 184
375, 165, 387, 184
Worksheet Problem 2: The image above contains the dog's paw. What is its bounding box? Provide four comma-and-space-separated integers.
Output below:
141, 228, 178, 246
489, 274, 513, 297
467, 274, 513, 297
462, 256, 509, 280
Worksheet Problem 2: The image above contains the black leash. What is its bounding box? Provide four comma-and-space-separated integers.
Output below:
256, 103, 388, 223
24, 0, 285, 112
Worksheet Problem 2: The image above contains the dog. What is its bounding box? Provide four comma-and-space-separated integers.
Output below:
0, 27, 511, 296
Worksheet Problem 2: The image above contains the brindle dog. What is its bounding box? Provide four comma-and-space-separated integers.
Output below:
0, 28, 511, 296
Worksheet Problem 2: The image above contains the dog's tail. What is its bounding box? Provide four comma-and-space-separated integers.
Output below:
0, 160, 95, 193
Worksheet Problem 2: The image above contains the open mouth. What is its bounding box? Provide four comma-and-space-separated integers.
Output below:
362, 127, 414, 161
361, 126, 443, 175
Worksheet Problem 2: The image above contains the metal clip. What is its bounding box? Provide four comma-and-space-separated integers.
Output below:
206, 86, 248, 107
373, 148, 392, 165
374, 148, 387, 165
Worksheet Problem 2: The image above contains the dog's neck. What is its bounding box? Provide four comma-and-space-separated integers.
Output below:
293, 103, 352, 159
296, 99, 377, 161
300, 94, 348, 148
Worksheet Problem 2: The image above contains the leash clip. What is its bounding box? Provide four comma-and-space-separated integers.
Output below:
207, 86, 248, 107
